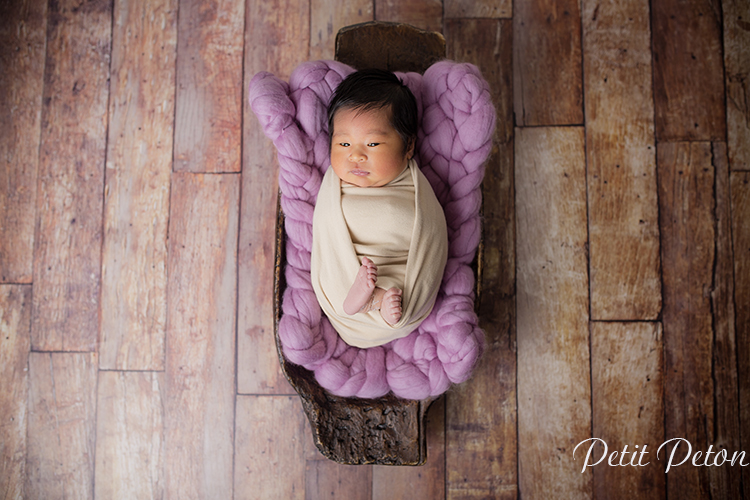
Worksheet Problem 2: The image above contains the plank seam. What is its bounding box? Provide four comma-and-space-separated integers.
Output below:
709, 142, 723, 468
712, 142, 745, 498
233, 2, 250, 494
515, 123, 584, 129
92, 2, 116, 488
97, 0, 116, 370
30, 350, 97, 354
589, 319, 663, 324
646, 0, 666, 318
98, 368, 166, 373
651, 143, 665, 326
29, 0, 50, 299
729, 171, 748, 498
236, 393, 300, 398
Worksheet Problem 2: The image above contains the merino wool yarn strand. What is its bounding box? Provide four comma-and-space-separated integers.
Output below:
248, 60, 495, 399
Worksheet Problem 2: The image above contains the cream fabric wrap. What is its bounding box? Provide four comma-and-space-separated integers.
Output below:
311, 159, 448, 348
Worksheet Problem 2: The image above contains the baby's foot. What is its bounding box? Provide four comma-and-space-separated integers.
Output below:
343, 257, 378, 315
380, 287, 402, 325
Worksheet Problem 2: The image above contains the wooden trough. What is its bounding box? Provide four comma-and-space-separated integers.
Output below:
272, 21, 481, 466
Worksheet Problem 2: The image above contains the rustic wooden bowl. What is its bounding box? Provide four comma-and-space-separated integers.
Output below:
273, 21, 480, 466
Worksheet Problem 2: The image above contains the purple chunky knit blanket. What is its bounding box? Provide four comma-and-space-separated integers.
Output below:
248, 60, 495, 399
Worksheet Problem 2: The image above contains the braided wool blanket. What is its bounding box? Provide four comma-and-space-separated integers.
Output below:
249, 60, 495, 399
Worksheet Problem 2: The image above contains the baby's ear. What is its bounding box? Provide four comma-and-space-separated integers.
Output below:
406, 137, 416, 158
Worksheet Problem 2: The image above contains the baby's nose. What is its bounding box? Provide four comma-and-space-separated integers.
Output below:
349, 149, 367, 161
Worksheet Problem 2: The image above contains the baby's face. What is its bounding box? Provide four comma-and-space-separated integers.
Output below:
330, 106, 413, 187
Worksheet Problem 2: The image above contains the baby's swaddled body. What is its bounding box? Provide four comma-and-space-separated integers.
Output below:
342, 164, 414, 293
311, 159, 448, 348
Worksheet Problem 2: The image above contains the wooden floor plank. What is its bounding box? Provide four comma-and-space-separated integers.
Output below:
444, 19, 517, 500
708, 142, 742, 499
99, 0, 176, 371
306, 460, 372, 500
238, 0, 309, 395
31, 0, 111, 351
0, 285, 32, 499
445, 302, 517, 500
26, 352, 98, 500
94, 371, 165, 499
731, 171, 750, 492
173, 0, 243, 173
513, 0, 583, 126
515, 126, 591, 500
444, 0, 511, 19
590, 322, 664, 500
310, 0, 373, 61
658, 142, 741, 499
372, 397, 446, 500
724, 0, 750, 170
582, 0, 661, 320
651, 0, 725, 141
0, 0, 46, 284
234, 395, 308, 499
374, 0, 443, 33
659, 142, 712, 500
165, 173, 239, 499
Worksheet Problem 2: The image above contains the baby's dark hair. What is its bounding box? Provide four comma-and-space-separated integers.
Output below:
327, 69, 418, 155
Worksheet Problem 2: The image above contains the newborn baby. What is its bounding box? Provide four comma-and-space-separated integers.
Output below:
311, 69, 448, 348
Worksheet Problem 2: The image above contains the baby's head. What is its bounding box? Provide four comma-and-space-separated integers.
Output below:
327, 69, 418, 187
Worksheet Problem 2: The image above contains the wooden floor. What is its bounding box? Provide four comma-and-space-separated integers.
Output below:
1, 0, 748, 498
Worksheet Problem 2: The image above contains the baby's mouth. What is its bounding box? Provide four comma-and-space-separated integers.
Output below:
350, 169, 370, 176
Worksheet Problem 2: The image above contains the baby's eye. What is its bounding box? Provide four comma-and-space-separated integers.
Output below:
339, 142, 350, 147
367, 143, 380, 147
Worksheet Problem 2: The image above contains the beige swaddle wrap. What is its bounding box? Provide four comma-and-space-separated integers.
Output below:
311, 159, 448, 348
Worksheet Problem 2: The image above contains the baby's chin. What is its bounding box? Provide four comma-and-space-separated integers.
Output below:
338, 172, 386, 187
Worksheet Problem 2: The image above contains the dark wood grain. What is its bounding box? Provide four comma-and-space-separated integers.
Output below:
335, 21, 445, 73
513, 0, 583, 126
165, 173, 239, 499
99, 0, 176, 370
173, 0, 243, 173
658, 142, 741, 500
724, 0, 750, 170
659, 142, 711, 500
372, 397, 446, 499
445, 18, 517, 500
277, 353, 431, 465
0, 0, 46, 284
515, 127, 591, 499
708, 142, 742, 499
651, 0, 725, 141
31, 0, 111, 351
583, 0, 661, 320
591, 322, 665, 500
0, 285, 32, 499
731, 170, 750, 493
